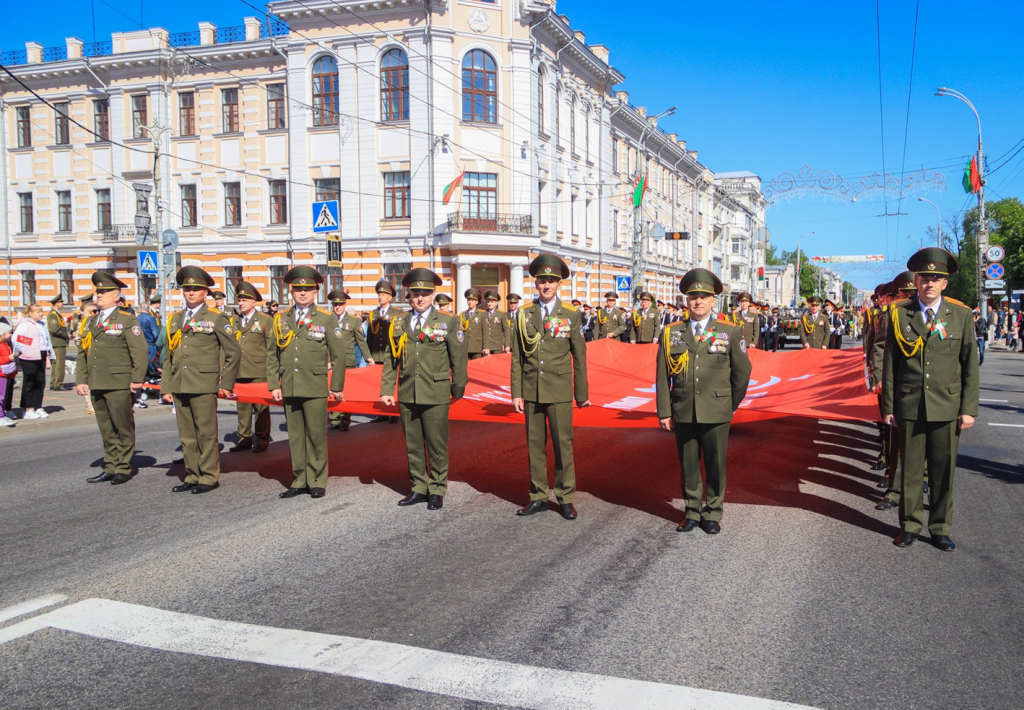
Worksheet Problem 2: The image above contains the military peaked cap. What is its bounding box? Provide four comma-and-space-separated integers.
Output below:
374, 279, 396, 296
92, 271, 129, 292
236, 281, 263, 301
485, 290, 502, 301
603, 291, 619, 300
464, 288, 481, 300
639, 292, 655, 302
176, 266, 215, 288
403, 268, 442, 291
211, 290, 227, 300
738, 291, 753, 302
506, 293, 522, 303
892, 270, 916, 293
528, 253, 570, 278
49, 295, 64, 305
806, 295, 823, 305
327, 290, 349, 304
678, 268, 722, 296
434, 293, 453, 306
284, 266, 323, 286
908, 246, 958, 276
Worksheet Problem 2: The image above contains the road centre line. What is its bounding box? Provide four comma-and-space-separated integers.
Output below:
0, 594, 67, 625
979, 399, 1009, 403
988, 423, 1024, 428
0, 598, 821, 710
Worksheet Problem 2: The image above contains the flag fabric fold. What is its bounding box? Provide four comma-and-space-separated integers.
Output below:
442, 172, 465, 205
632, 174, 647, 207
962, 156, 981, 194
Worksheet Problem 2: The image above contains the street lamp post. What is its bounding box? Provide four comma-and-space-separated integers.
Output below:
918, 196, 942, 247
794, 230, 815, 307
907, 234, 924, 250
631, 106, 676, 306
936, 87, 986, 319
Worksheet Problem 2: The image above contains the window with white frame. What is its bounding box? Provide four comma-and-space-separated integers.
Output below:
18, 193, 33, 233
56, 191, 72, 232
266, 84, 286, 129
131, 94, 148, 138
96, 189, 111, 230
269, 180, 287, 224
21, 270, 36, 305
222, 88, 240, 133
181, 185, 197, 227
383, 171, 410, 219
224, 182, 241, 226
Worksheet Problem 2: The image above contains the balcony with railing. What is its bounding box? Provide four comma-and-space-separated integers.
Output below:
102, 225, 147, 244
447, 212, 532, 235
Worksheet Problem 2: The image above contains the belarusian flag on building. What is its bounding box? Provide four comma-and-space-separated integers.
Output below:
632, 174, 647, 207
442, 172, 465, 205
962, 156, 981, 194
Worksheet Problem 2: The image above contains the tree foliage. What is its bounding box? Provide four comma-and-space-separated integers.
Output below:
780, 249, 820, 298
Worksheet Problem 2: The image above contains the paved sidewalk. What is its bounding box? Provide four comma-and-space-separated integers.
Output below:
1, 380, 173, 433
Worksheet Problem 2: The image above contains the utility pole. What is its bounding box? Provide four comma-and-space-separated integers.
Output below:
139, 123, 171, 324
0, 98, 11, 320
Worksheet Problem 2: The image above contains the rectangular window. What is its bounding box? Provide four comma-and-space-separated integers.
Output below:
383, 171, 410, 219
59, 269, 74, 303
461, 172, 497, 228
731, 239, 740, 254
270, 265, 288, 303
96, 189, 111, 230
613, 208, 620, 246
57, 191, 72, 232
181, 185, 197, 227
269, 180, 287, 224
179, 92, 195, 136
93, 99, 110, 141
266, 84, 286, 129
18, 193, 33, 233
314, 178, 340, 203
731, 266, 742, 281
54, 102, 70, 145
16, 106, 31, 147
222, 88, 239, 133
225, 266, 243, 303
570, 194, 577, 235
224, 182, 241, 226
383, 262, 412, 303
21, 270, 36, 306
132, 95, 148, 138
538, 180, 547, 227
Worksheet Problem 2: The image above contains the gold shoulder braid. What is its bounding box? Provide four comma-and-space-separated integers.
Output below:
388, 316, 408, 361
661, 324, 689, 377
369, 309, 383, 335
273, 313, 295, 349
633, 310, 642, 327
596, 308, 608, 325
232, 315, 242, 341
79, 316, 94, 352
890, 307, 923, 358
459, 312, 470, 330
166, 310, 185, 352
517, 307, 542, 357
801, 315, 814, 334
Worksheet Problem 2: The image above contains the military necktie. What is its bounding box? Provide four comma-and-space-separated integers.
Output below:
414, 314, 423, 331
695, 323, 704, 340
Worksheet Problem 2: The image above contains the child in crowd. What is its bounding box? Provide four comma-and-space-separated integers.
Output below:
0, 322, 16, 426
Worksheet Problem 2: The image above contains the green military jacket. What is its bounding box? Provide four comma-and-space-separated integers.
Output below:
231, 310, 273, 381
504, 308, 522, 350
737, 310, 762, 346
656, 317, 751, 424
511, 299, 589, 404
868, 306, 890, 387
74, 308, 149, 390
161, 304, 241, 396
47, 310, 69, 347
381, 308, 469, 405
862, 306, 878, 357
335, 311, 370, 369
633, 307, 662, 343
267, 306, 346, 398
883, 296, 980, 422
482, 309, 509, 352
596, 306, 627, 339
459, 308, 486, 353
366, 304, 401, 362
798, 311, 831, 349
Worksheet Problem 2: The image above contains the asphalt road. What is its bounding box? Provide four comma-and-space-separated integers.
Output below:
0, 345, 1021, 710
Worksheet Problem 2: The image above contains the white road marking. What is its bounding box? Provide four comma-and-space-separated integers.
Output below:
988, 423, 1024, 428
980, 398, 1009, 403
0, 598, 821, 710
0, 594, 67, 625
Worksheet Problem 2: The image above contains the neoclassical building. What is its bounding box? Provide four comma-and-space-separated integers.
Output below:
0, 0, 767, 314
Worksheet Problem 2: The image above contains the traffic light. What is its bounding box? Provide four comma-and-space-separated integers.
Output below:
665, 231, 690, 240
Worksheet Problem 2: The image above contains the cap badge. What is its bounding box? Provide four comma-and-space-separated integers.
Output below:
927, 263, 936, 271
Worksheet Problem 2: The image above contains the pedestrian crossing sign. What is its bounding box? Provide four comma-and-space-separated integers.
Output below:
312, 200, 339, 233
138, 250, 158, 276
616, 276, 631, 292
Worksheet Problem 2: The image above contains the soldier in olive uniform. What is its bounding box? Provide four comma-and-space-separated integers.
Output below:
327, 290, 373, 432
366, 279, 400, 423
75, 272, 149, 484
883, 248, 979, 551
229, 281, 274, 453
47, 296, 69, 390
735, 292, 761, 349
504, 294, 522, 350
268, 266, 347, 499
632, 292, 662, 343
511, 254, 590, 520
161, 267, 242, 494
460, 288, 486, 359
657, 269, 751, 534
596, 292, 628, 340
381, 268, 469, 510
435, 293, 453, 315
863, 285, 889, 472
799, 296, 831, 349
481, 289, 510, 356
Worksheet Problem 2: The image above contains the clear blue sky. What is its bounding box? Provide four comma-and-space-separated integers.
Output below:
3, 0, 1022, 289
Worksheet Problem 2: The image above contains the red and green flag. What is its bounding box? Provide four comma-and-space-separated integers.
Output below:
632, 174, 647, 208
962, 156, 981, 194
442, 172, 465, 205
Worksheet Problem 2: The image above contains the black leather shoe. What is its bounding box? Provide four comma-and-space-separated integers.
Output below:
229, 439, 252, 452
388, 416, 397, 424
893, 531, 918, 547
398, 492, 428, 507
875, 498, 896, 511
110, 473, 131, 485
427, 494, 444, 510
559, 503, 577, 520
930, 535, 955, 551
191, 483, 219, 494
871, 460, 887, 471
701, 520, 722, 535
516, 500, 548, 516
87, 472, 115, 483
676, 519, 699, 532
172, 482, 197, 493
279, 487, 308, 498
310, 488, 326, 499
876, 476, 889, 489
253, 442, 268, 453
172, 457, 184, 464
370, 415, 389, 423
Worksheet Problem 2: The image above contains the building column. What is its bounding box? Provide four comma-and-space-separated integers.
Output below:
510, 261, 525, 299
456, 259, 473, 311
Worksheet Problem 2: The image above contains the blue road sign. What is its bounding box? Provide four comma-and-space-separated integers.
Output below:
616, 275, 632, 292
138, 251, 159, 276
312, 200, 339, 233
986, 263, 1005, 280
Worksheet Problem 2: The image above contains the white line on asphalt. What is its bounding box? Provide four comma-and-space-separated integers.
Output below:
988, 423, 1024, 428
0, 598, 821, 710
980, 399, 1009, 403
0, 594, 67, 625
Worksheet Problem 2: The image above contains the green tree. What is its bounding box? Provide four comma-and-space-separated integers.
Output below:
781, 249, 820, 298
765, 243, 785, 266
989, 198, 1024, 288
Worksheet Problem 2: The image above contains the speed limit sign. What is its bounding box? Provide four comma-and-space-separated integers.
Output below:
986, 245, 1005, 262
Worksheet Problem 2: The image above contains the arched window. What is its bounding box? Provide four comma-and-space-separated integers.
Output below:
537, 67, 545, 133
570, 96, 577, 154
312, 55, 339, 126
380, 48, 409, 122
461, 50, 497, 123
554, 86, 561, 144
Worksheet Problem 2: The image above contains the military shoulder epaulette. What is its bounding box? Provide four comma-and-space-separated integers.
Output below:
315, 306, 330, 315
666, 320, 686, 329
893, 298, 912, 308
717, 319, 740, 330
562, 304, 577, 312
945, 297, 969, 309
207, 307, 222, 314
